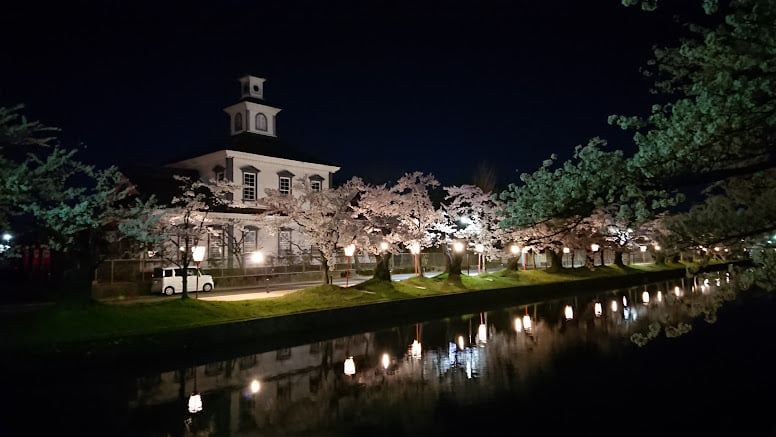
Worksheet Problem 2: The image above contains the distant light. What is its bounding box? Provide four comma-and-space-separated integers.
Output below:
611, 300, 618, 312
622, 296, 628, 307
563, 247, 570, 254
2, 233, 11, 241
564, 305, 573, 320
344, 244, 356, 257
714, 247, 721, 252
380, 242, 389, 251
344, 357, 356, 375
409, 242, 421, 255
642, 291, 650, 305
654, 245, 661, 251
250, 251, 263, 263
510, 245, 520, 255
514, 317, 523, 332
674, 286, 681, 297
657, 291, 663, 302
594, 302, 602, 317
591, 244, 600, 252
453, 242, 465, 253
250, 380, 260, 394
458, 335, 465, 350
640, 246, 647, 252
475, 244, 484, 253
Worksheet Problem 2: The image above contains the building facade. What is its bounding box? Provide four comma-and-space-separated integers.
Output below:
165, 75, 341, 270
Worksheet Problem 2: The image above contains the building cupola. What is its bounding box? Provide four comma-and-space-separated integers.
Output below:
223, 75, 282, 137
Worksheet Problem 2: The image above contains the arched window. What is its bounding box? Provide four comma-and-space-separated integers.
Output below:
255, 113, 268, 131
234, 113, 243, 131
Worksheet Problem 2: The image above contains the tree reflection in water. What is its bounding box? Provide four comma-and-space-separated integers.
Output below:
114, 270, 776, 436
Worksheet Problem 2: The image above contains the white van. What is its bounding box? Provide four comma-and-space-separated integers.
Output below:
152, 267, 215, 296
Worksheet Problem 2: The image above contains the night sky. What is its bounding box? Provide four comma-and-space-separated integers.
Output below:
1, 0, 710, 188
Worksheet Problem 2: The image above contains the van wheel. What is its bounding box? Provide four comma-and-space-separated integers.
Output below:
202, 283, 213, 292
164, 286, 175, 296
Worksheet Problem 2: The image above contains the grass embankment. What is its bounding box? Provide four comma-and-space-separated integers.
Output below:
1, 263, 688, 349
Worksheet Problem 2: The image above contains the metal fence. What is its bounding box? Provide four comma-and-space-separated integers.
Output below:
93, 251, 510, 286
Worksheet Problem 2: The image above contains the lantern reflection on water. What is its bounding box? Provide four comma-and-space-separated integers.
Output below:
188, 393, 202, 414
344, 357, 356, 376
410, 340, 422, 359
477, 323, 487, 344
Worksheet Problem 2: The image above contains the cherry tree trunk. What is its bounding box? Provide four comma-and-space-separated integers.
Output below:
613, 249, 626, 267
321, 257, 332, 284
444, 251, 463, 276
373, 253, 392, 281
545, 249, 563, 273
506, 256, 520, 271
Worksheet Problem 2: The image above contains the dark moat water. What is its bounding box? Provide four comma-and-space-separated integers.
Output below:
3, 272, 775, 436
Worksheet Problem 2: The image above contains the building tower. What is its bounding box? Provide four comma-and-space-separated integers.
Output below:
222, 75, 282, 137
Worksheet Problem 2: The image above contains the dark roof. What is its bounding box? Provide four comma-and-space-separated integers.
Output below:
164, 132, 338, 168
224, 132, 338, 167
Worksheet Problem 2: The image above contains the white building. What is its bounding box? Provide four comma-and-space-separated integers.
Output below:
165, 75, 340, 270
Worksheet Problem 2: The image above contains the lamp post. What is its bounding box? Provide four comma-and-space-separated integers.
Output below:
563, 247, 570, 268
409, 242, 421, 277
640, 245, 647, 263
344, 244, 355, 287
192, 246, 206, 299
591, 244, 600, 266
475, 244, 484, 274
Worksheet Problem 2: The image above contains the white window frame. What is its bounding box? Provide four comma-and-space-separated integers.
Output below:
279, 176, 291, 195
255, 113, 268, 131
243, 228, 257, 253
243, 172, 257, 201
311, 180, 322, 192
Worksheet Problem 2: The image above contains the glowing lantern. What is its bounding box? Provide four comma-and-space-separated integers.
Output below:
457, 335, 465, 350
514, 318, 523, 333
611, 300, 618, 312
642, 291, 649, 304
594, 302, 602, 317
250, 380, 260, 394
564, 305, 573, 320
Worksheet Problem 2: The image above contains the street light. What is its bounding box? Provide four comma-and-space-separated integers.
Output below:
192, 246, 206, 299
344, 244, 355, 287
640, 245, 647, 263
563, 247, 570, 268
591, 244, 600, 266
